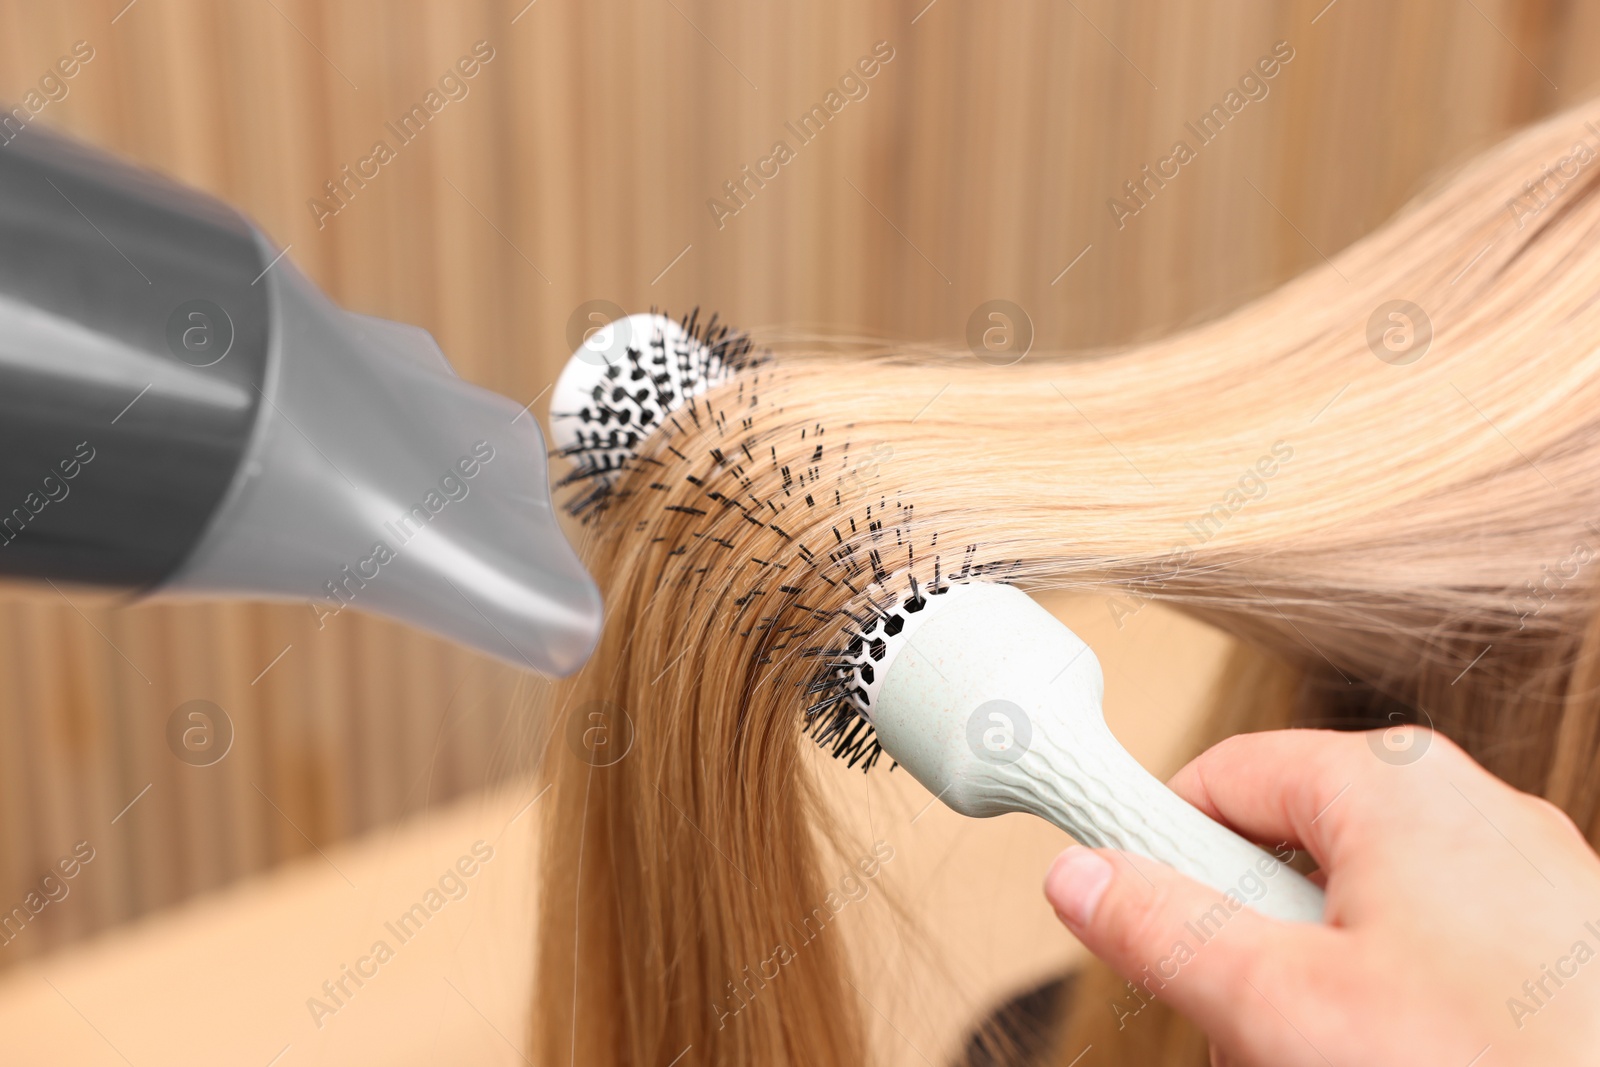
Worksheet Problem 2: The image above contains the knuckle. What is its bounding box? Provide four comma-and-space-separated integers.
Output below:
1105, 877, 1177, 963
1215, 930, 1269, 993
1528, 795, 1585, 842
1421, 728, 1463, 761
1223, 930, 1308, 1005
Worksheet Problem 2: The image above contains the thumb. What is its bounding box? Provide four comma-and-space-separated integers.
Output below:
1044, 845, 1324, 1051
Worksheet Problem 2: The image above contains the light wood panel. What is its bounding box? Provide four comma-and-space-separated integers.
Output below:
0, 0, 1593, 969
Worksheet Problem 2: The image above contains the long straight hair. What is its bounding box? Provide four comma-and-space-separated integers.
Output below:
532, 98, 1600, 1066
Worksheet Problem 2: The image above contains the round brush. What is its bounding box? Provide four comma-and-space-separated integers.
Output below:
838, 579, 1326, 923
549, 310, 757, 513
548, 318, 1324, 923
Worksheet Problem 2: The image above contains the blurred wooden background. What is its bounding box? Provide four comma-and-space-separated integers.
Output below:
0, 0, 1595, 965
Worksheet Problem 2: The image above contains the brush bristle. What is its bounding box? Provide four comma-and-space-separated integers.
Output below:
551, 308, 765, 518
550, 308, 1024, 774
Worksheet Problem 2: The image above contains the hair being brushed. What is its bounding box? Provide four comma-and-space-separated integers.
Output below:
531, 98, 1600, 1067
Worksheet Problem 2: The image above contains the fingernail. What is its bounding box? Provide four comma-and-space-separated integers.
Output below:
1044, 846, 1114, 927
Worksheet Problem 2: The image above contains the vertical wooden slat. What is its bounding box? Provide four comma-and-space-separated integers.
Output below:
0, 0, 1591, 969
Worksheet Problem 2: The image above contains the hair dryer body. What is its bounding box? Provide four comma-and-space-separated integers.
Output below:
0, 127, 600, 675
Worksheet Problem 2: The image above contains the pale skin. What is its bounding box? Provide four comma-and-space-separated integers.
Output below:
1043, 728, 1600, 1066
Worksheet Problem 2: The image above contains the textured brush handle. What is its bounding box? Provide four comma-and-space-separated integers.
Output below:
863, 581, 1326, 925
1021, 714, 1326, 923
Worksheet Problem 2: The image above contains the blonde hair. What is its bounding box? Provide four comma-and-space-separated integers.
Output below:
532, 98, 1600, 1066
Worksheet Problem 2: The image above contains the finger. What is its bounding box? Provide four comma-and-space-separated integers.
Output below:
1165, 727, 1446, 869
1044, 845, 1331, 1045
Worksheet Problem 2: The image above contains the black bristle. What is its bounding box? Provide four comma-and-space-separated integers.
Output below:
554, 308, 768, 521
551, 313, 1032, 777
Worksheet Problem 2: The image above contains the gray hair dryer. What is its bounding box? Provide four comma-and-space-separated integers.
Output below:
0, 126, 601, 676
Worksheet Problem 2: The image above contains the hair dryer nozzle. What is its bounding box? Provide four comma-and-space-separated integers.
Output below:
160, 248, 602, 675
